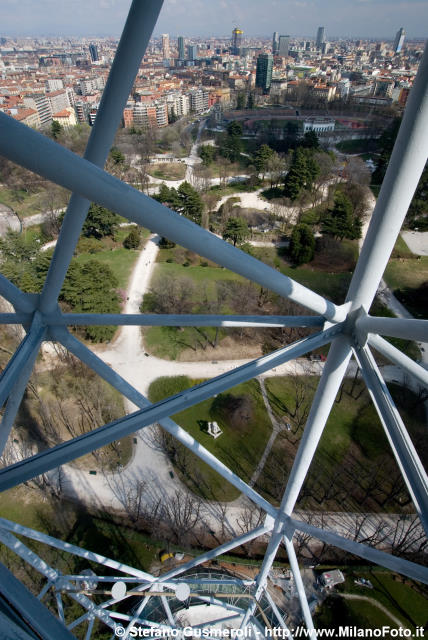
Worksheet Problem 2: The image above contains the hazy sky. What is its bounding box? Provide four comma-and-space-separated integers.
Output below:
1, 0, 427, 39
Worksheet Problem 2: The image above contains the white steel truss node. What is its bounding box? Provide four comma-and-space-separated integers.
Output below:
0, 1, 427, 638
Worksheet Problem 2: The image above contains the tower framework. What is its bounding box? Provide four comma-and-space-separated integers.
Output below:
0, 1, 427, 637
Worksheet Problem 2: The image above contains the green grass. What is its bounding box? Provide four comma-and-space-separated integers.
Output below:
148, 376, 272, 501
147, 162, 186, 181
0, 187, 67, 219
261, 377, 426, 510
384, 255, 428, 319
74, 246, 139, 290
335, 139, 379, 154
335, 570, 428, 631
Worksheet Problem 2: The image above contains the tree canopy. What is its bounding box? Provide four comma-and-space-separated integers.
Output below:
82, 203, 120, 239
322, 191, 362, 241
289, 223, 315, 265
222, 217, 250, 247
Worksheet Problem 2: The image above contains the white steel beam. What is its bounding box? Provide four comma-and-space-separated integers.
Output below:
353, 344, 428, 537
38, 0, 164, 315
368, 334, 428, 388
357, 315, 428, 343
290, 517, 428, 585
49, 313, 324, 328
283, 531, 314, 633
346, 44, 428, 312
0, 325, 341, 493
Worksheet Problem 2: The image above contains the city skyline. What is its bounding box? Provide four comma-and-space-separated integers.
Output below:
0, 0, 427, 39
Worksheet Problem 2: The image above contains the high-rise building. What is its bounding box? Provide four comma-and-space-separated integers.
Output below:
316, 26, 326, 49
187, 44, 198, 61
255, 53, 273, 93
161, 33, 170, 59
278, 35, 290, 57
177, 36, 185, 60
231, 27, 243, 55
393, 27, 406, 53
272, 31, 279, 55
88, 43, 99, 62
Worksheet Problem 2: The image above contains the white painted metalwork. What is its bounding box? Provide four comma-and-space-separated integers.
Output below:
0, 0, 427, 637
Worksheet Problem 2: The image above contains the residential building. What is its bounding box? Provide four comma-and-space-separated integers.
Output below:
161, 34, 170, 60
188, 88, 209, 113
255, 53, 273, 93
12, 108, 40, 128
23, 94, 52, 127
47, 90, 70, 114
45, 78, 63, 92
52, 107, 77, 128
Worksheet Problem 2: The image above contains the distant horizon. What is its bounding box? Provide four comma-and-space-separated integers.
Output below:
0, 0, 427, 41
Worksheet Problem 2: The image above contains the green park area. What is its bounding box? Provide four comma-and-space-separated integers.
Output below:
316, 569, 428, 631
148, 376, 272, 501
147, 162, 187, 181
259, 376, 426, 511
147, 374, 426, 512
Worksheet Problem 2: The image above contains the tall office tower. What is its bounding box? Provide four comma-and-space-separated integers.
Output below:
177, 36, 185, 60
272, 31, 279, 54
161, 33, 170, 59
88, 43, 99, 62
278, 35, 290, 57
316, 26, 325, 49
187, 44, 198, 61
255, 53, 273, 93
231, 27, 243, 54
393, 27, 406, 53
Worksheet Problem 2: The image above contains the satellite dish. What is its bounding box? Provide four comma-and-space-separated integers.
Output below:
112, 581, 127, 600
175, 583, 190, 602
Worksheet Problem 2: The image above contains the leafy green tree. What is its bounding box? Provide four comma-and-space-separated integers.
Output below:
123, 227, 141, 249
177, 181, 204, 225
61, 260, 120, 342
322, 192, 356, 240
236, 93, 246, 110
82, 203, 120, 239
227, 121, 243, 137
283, 147, 320, 200
109, 147, 125, 164
290, 223, 315, 265
254, 144, 274, 179
51, 120, 63, 140
199, 145, 216, 166
223, 217, 249, 247
302, 130, 320, 149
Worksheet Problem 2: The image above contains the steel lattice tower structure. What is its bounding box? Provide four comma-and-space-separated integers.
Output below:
0, 2, 427, 638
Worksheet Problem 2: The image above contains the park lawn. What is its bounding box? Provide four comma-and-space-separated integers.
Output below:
335, 139, 380, 154
0, 187, 59, 219
147, 162, 186, 181
74, 246, 139, 290
336, 570, 428, 631
383, 255, 428, 319
279, 265, 352, 304
143, 262, 249, 359
148, 376, 272, 501
260, 377, 426, 509
0, 489, 160, 573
